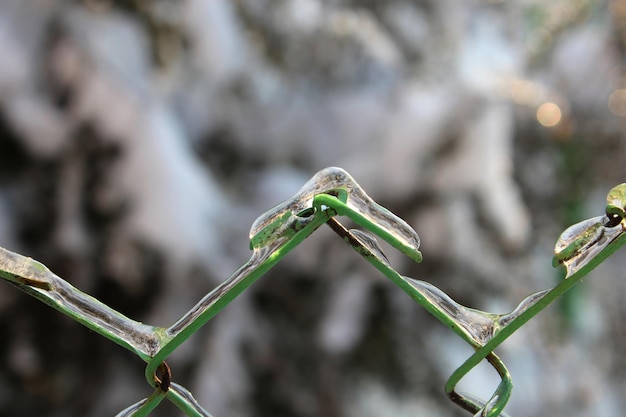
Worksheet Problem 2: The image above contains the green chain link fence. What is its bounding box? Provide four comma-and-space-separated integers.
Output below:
1, 167, 625, 417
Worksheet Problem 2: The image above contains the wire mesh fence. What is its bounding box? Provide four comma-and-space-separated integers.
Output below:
1, 167, 625, 417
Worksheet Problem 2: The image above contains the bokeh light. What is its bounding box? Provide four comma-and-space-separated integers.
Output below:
608, 89, 626, 116
536, 102, 562, 127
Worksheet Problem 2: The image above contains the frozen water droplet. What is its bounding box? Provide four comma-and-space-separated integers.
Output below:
606, 183, 626, 218
349, 229, 390, 266
404, 277, 497, 346
553, 216, 604, 265
404, 278, 550, 347
553, 215, 624, 277
496, 289, 549, 328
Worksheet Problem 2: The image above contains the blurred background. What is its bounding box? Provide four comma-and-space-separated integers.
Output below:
1, 0, 626, 416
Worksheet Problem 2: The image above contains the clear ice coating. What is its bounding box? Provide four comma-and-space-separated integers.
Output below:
249, 167, 421, 261
606, 183, 626, 216
349, 229, 391, 265
166, 244, 278, 337
495, 289, 550, 328
115, 398, 150, 417
455, 393, 499, 417
328, 213, 550, 348
0, 247, 161, 357
468, 392, 512, 417
553, 183, 626, 278
342, 225, 495, 345
0, 248, 53, 290
169, 383, 214, 417
6, 166, 615, 417
553, 215, 624, 278
405, 277, 550, 347
170, 168, 424, 340
338, 226, 549, 348
404, 277, 497, 346
553, 216, 606, 264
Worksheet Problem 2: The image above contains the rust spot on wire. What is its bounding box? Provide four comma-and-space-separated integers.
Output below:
153, 361, 171, 392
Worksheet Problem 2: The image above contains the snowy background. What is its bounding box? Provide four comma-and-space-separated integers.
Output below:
1, 0, 626, 416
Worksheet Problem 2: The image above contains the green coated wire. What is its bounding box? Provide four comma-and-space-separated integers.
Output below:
143, 210, 332, 386
317, 196, 512, 416
1, 169, 624, 417
446, 232, 626, 415
446, 184, 626, 416
144, 167, 425, 389
0, 249, 159, 361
